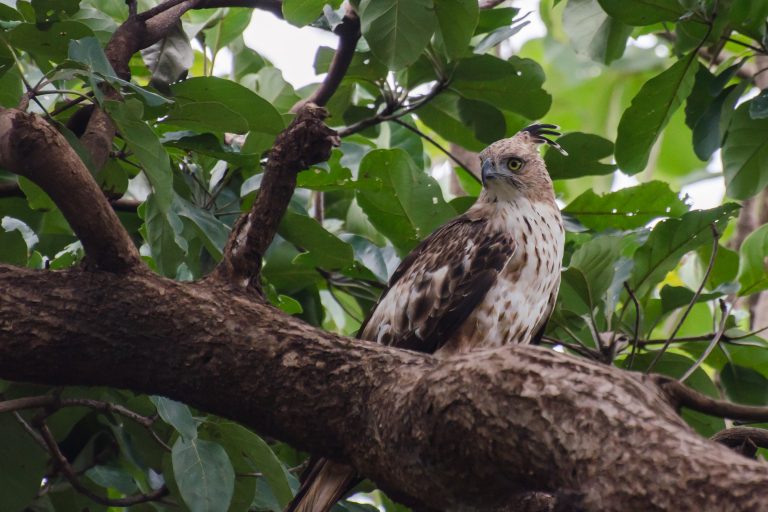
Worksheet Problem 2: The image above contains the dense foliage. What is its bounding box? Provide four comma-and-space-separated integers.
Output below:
1, 0, 768, 510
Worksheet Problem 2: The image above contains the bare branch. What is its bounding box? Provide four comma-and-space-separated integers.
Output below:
210, 104, 339, 293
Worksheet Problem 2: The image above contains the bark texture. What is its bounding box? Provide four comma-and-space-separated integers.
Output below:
1, 264, 767, 511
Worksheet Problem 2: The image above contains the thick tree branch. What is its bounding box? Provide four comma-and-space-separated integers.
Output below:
0, 110, 140, 272
1, 265, 767, 511
211, 104, 338, 293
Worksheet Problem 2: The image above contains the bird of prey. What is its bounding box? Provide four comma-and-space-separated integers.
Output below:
286, 124, 566, 512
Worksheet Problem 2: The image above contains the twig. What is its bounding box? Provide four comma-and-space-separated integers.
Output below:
391, 118, 481, 183
540, 336, 602, 360
35, 420, 169, 506
639, 323, 768, 346
655, 374, 768, 422
679, 300, 730, 383
624, 282, 642, 370
647, 224, 720, 373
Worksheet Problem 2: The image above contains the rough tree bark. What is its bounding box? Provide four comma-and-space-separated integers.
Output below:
0, 2, 767, 511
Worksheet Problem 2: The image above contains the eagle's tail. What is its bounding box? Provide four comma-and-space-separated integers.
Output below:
285, 458, 358, 512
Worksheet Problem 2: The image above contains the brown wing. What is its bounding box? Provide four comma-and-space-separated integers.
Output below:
357, 215, 516, 354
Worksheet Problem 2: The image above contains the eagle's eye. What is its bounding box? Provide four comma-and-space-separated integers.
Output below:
506, 157, 523, 171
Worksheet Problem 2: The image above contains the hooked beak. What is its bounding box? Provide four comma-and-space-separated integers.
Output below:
481, 158, 494, 186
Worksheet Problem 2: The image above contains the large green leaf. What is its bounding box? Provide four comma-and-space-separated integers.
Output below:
560, 235, 622, 315
105, 99, 173, 208
279, 209, 354, 269
434, 0, 478, 59
0, 216, 29, 265
172, 437, 235, 512
545, 132, 616, 179
721, 363, 768, 406
737, 223, 768, 296
596, 0, 685, 25
562, 0, 631, 64
630, 204, 739, 296
140, 194, 187, 277
359, 0, 436, 71
722, 102, 768, 200
8, 21, 93, 61
417, 92, 491, 151
173, 196, 229, 260
615, 53, 698, 174
0, 413, 48, 512
563, 181, 689, 231
452, 54, 551, 119
141, 21, 193, 92
151, 395, 198, 440
210, 421, 294, 509
204, 9, 253, 58
168, 77, 284, 146
357, 148, 455, 253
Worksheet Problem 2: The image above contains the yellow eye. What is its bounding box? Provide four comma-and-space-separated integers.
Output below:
506, 158, 523, 171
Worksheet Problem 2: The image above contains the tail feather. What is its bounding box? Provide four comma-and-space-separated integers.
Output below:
285, 458, 358, 512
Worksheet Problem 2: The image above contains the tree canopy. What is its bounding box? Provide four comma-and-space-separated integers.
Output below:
1, 0, 768, 511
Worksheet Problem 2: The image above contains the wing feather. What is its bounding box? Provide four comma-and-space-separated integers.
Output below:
357, 215, 516, 354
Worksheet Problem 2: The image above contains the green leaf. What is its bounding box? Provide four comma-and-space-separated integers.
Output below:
750, 89, 768, 119
68, 36, 115, 76
151, 395, 198, 440
172, 437, 235, 512
204, 9, 253, 57
0, 413, 48, 512
545, 132, 616, 180
173, 195, 229, 260
208, 421, 294, 509
140, 194, 187, 277
417, 92, 488, 151
721, 363, 768, 405
596, 0, 685, 25
434, 0, 478, 59
563, 181, 689, 231
169, 77, 284, 146
452, 54, 551, 119
106, 99, 173, 208
357, 148, 455, 253
0, 216, 29, 265
279, 209, 354, 269
722, 102, 768, 200
142, 21, 193, 92
560, 235, 622, 314
359, 0, 436, 71
562, 0, 632, 64
691, 82, 745, 161
283, 0, 332, 26
8, 21, 93, 61
737, 223, 768, 296
615, 53, 698, 174
85, 465, 138, 494
630, 204, 739, 296
659, 285, 723, 314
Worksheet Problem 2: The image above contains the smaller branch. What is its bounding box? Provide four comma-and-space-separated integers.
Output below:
127, 0, 138, 17
712, 427, 768, 459
391, 118, 481, 183
210, 104, 339, 293
624, 282, 642, 369
655, 375, 768, 422
293, 9, 361, 112
647, 224, 719, 373
338, 80, 449, 138
35, 420, 168, 507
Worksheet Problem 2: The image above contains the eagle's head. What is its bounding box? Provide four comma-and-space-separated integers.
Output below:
478, 124, 565, 202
